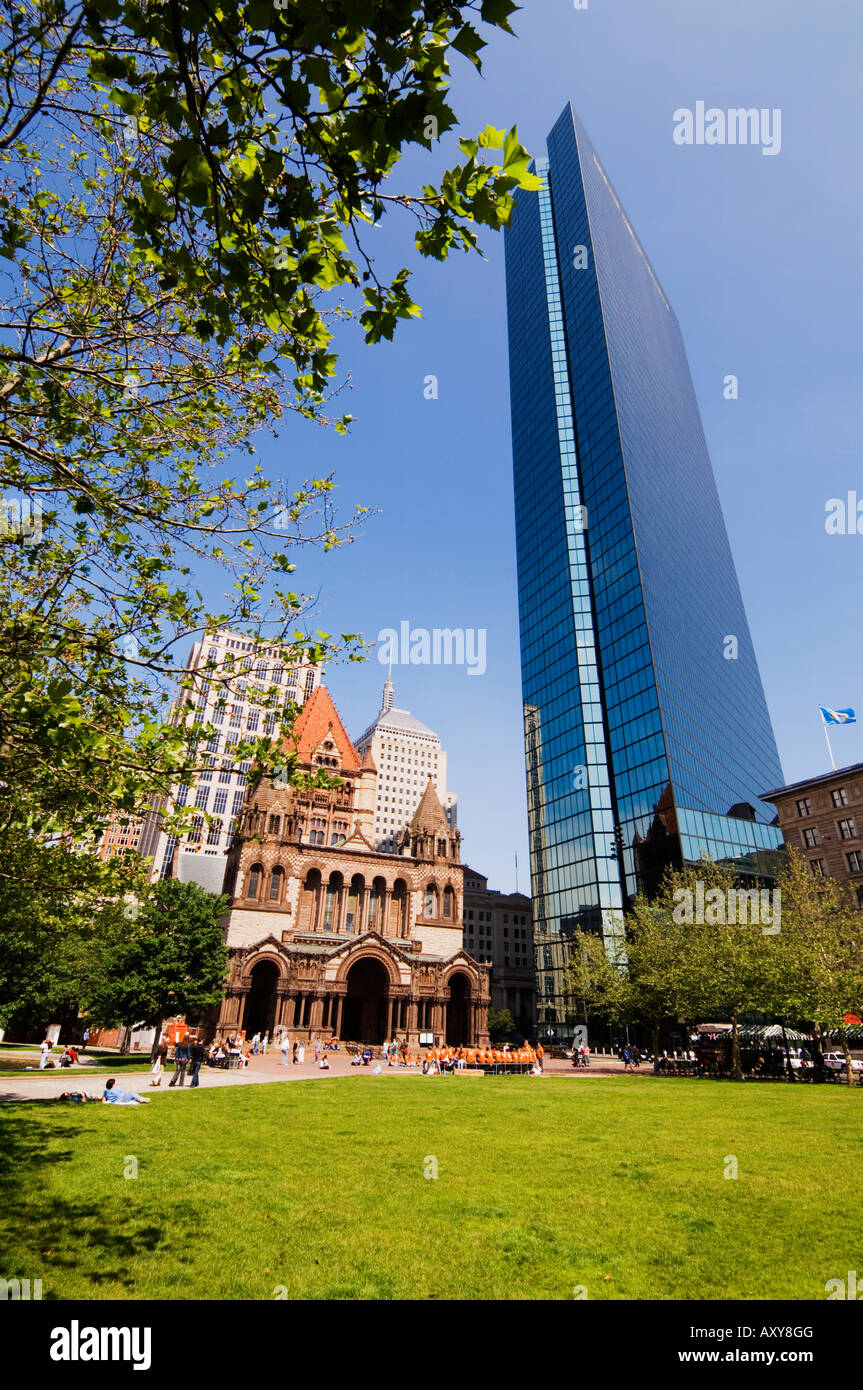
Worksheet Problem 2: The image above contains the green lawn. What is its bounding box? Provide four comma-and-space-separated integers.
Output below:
1, 1076, 859, 1300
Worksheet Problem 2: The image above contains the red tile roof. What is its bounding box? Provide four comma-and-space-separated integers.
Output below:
288, 686, 361, 772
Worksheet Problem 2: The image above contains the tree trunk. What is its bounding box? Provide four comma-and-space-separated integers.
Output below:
811, 1021, 826, 1083
780, 1019, 796, 1082
839, 1025, 855, 1087
730, 1010, 743, 1081
651, 1018, 660, 1071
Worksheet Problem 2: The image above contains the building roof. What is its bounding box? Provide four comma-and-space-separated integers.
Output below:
409, 776, 451, 836
356, 705, 439, 744
288, 686, 361, 772
761, 761, 863, 802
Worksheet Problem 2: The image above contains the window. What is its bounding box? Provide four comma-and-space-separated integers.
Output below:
231, 789, 245, 816
247, 710, 260, 732
425, 884, 439, 917
187, 814, 204, 845
175, 784, 190, 808
213, 791, 229, 816
194, 786, 209, 811
847, 851, 863, 873
229, 705, 243, 728
839, 818, 857, 841
832, 788, 848, 808
247, 863, 264, 898
796, 798, 812, 817
856, 886, 863, 909
269, 866, 284, 902
443, 886, 455, 918
801, 827, 820, 848
268, 815, 281, 836
207, 818, 222, 846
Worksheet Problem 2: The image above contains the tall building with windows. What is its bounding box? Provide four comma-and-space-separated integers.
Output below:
355, 676, 457, 853
139, 628, 320, 881
762, 764, 863, 908
505, 105, 784, 1036
463, 867, 535, 1036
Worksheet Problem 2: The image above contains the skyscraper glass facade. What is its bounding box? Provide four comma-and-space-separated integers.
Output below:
505, 105, 785, 1035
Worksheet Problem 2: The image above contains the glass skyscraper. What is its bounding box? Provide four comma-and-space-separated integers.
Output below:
505, 104, 784, 1035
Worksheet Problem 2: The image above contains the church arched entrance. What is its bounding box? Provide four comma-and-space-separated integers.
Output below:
341, 958, 389, 1044
446, 972, 471, 1045
243, 960, 279, 1038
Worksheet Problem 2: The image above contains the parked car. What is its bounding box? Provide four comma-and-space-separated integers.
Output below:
822, 1052, 863, 1074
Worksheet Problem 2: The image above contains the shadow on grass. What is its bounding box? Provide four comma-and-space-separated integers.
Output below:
0, 1106, 167, 1298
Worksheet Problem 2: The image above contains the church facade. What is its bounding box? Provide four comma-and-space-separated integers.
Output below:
213, 686, 490, 1048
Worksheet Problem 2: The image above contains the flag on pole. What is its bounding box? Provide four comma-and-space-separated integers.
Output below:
819, 707, 856, 725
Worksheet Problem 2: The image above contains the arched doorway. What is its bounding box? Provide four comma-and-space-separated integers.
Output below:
446, 973, 471, 1045
243, 960, 279, 1038
341, 958, 389, 1044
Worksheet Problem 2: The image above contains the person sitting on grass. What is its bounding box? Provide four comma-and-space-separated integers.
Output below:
102, 1077, 151, 1105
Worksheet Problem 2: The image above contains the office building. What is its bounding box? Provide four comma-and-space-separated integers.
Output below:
463, 867, 535, 1035
355, 675, 457, 853
504, 105, 785, 1033
762, 764, 863, 906
139, 627, 320, 880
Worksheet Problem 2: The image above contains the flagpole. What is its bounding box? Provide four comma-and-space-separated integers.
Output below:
822, 716, 837, 772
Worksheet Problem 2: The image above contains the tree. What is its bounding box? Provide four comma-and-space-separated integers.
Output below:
84, 877, 229, 1032
487, 1007, 515, 1039
0, 827, 148, 1036
566, 927, 626, 1039
770, 851, 863, 1085
636, 859, 779, 1080
0, 0, 539, 846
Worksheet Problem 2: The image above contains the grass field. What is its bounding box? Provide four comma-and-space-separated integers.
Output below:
1, 1076, 859, 1301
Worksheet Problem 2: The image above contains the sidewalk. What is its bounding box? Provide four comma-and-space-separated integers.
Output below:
0, 1050, 632, 1102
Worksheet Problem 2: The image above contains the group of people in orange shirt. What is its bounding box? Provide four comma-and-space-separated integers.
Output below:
401, 1042, 544, 1073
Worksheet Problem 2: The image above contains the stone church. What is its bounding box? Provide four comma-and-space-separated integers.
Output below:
213, 686, 490, 1048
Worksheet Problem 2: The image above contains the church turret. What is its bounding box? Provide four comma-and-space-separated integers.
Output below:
402, 775, 461, 862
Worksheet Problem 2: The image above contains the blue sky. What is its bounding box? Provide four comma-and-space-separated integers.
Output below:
222, 0, 863, 890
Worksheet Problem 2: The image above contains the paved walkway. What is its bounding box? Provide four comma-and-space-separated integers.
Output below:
0, 1051, 630, 1102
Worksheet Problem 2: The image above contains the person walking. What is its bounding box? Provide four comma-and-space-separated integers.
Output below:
188, 1037, 205, 1088
81, 1028, 89, 1052
39, 1037, 51, 1069
150, 1035, 168, 1087
280, 1035, 290, 1067
252, 1032, 260, 1055
298, 1040, 305, 1064
261, 1033, 268, 1055
169, 1039, 190, 1087
292, 1040, 299, 1064
314, 1039, 320, 1062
